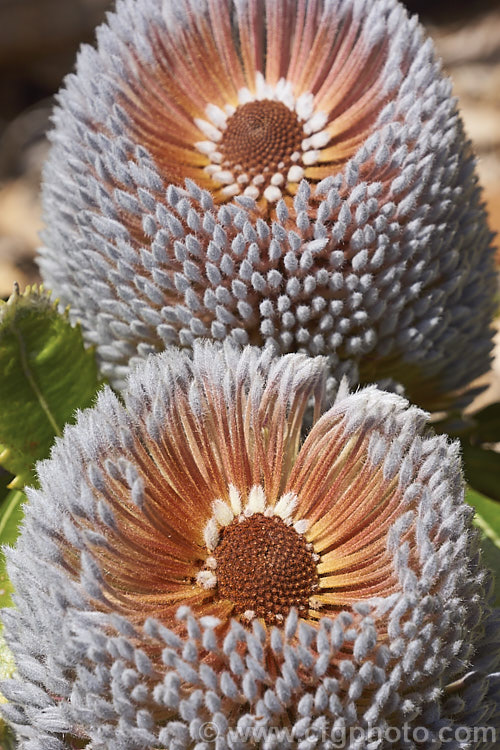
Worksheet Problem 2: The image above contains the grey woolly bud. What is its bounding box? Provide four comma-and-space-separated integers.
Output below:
2, 343, 499, 747
38, 0, 496, 410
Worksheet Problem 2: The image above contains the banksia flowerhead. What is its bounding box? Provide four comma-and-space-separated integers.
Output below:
2, 344, 499, 748
39, 0, 496, 407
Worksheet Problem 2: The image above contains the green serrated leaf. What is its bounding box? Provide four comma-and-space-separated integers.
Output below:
479, 536, 500, 607
462, 445, 500, 502
0, 490, 26, 609
0, 468, 12, 505
0, 624, 16, 743
0, 285, 103, 488
0, 490, 23, 731
466, 486, 500, 545
466, 486, 500, 606
0, 721, 16, 750
0, 285, 104, 644
0, 626, 15, 695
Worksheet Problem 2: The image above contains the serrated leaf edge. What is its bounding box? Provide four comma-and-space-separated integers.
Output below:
0, 283, 101, 490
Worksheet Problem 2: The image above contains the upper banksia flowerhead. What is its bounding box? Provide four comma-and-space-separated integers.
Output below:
39, 0, 496, 407
2, 343, 499, 748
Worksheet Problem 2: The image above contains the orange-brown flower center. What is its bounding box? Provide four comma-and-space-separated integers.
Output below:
214, 513, 318, 624
220, 100, 303, 184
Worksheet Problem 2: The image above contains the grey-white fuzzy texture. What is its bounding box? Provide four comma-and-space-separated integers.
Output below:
38, 0, 496, 409
1, 343, 499, 749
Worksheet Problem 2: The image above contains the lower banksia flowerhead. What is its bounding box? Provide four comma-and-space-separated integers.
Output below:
38, 0, 496, 409
2, 344, 499, 748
